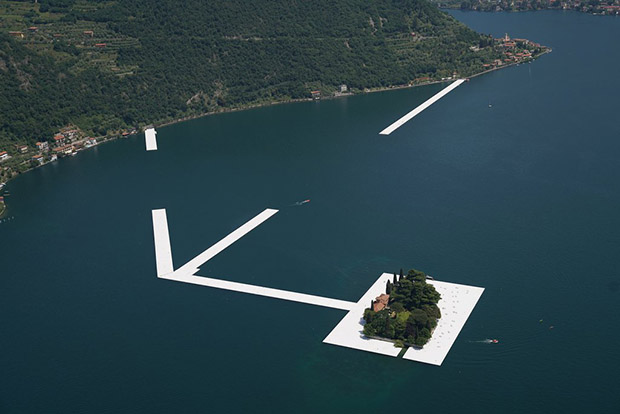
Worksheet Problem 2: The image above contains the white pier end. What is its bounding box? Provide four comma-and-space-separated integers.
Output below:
379, 79, 465, 135
152, 209, 174, 277
145, 127, 158, 151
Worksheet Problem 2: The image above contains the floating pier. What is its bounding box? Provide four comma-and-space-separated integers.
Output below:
145, 127, 158, 151
151, 209, 484, 365
173, 208, 279, 277
161, 273, 355, 311
379, 79, 465, 135
151, 209, 174, 276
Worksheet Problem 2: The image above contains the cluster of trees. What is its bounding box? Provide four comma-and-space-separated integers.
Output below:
363, 269, 441, 347
1, 0, 507, 152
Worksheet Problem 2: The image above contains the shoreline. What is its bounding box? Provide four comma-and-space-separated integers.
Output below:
0, 48, 550, 199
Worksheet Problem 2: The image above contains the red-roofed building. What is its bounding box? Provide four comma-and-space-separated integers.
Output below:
0, 151, 9, 161
372, 294, 390, 312
53, 134, 65, 145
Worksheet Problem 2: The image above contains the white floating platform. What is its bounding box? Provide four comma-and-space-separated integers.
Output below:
152, 209, 174, 277
145, 127, 158, 151
323, 273, 484, 365
323, 273, 402, 357
379, 79, 465, 135
402, 280, 484, 366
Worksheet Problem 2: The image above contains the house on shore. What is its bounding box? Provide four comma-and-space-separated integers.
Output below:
36, 141, 49, 152
0, 151, 9, 161
32, 154, 44, 165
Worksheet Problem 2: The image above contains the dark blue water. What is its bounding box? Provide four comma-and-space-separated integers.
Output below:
1, 10, 619, 413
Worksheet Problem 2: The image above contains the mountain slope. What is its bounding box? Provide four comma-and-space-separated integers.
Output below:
0, 0, 504, 149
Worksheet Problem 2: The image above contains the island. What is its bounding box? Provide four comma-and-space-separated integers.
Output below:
363, 268, 441, 347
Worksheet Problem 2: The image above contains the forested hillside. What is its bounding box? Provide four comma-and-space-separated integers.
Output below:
0, 0, 507, 150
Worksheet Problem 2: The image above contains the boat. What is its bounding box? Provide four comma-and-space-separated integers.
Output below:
491, 339, 499, 344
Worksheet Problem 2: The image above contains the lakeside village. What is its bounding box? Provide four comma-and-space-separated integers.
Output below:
0, 126, 138, 212
440, 0, 620, 14
364, 269, 442, 348
479, 33, 545, 71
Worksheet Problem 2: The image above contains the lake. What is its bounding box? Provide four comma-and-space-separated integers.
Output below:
1, 10, 619, 413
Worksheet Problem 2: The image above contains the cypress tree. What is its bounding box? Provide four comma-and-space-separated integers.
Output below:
386, 280, 392, 294
393, 273, 397, 284
370, 300, 374, 310
399, 268, 404, 279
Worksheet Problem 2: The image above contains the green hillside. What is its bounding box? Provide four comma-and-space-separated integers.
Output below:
0, 0, 508, 151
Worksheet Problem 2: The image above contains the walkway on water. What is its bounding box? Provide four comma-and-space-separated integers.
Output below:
379, 79, 465, 135
151, 208, 355, 311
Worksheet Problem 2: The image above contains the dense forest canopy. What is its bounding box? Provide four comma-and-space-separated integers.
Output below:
364, 269, 441, 347
0, 0, 505, 150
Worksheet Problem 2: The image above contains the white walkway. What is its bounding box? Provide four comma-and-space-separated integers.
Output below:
379, 79, 465, 135
145, 127, 158, 151
162, 273, 355, 311
152, 209, 174, 276
174, 209, 278, 276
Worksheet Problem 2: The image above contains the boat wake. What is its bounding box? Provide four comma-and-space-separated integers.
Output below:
288, 199, 310, 207
470, 339, 499, 344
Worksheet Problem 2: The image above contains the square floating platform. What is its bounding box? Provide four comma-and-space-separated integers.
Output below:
323, 273, 484, 366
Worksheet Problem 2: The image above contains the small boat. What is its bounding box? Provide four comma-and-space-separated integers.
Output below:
491, 339, 499, 344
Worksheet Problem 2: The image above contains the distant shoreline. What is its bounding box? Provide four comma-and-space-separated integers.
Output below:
0, 48, 550, 198
157, 50, 551, 130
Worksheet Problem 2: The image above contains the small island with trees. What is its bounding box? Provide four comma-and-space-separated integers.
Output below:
363, 268, 442, 348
